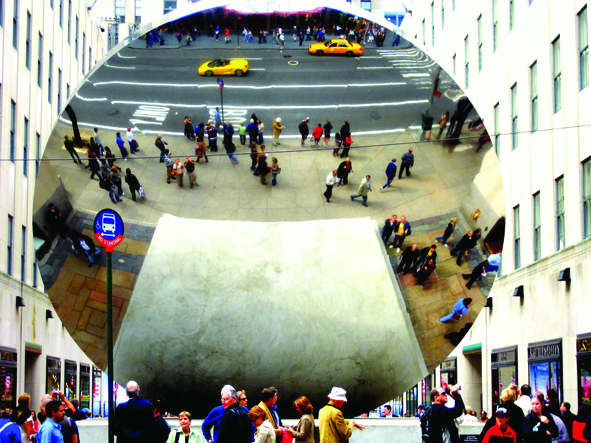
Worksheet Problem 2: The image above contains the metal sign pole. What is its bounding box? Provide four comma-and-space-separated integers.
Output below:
107, 249, 114, 443
218, 78, 225, 125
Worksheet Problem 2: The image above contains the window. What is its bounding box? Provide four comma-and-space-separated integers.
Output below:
115, 0, 126, 23
422, 19, 426, 46
36, 132, 41, 176
477, 15, 483, 72
556, 176, 565, 250
464, 35, 469, 88
511, 83, 518, 150
67, 83, 70, 99
528, 340, 563, 404
530, 61, 538, 132
37, 33, 43, 87
452, 53, 456, 77
12, 1, 18, 48
360, 0, 371, 11
33, 260, 38, 288
25, 11, 31, 69
67, 1, 71, 43
21, 226, 26, 282
533, 192, 541, 261
10, 100, 16, 162
0, 0, 4, 28
46, 357, 61, 394
492, 0, 499, 53
579, 6, 589, 90
494, 102, 500, 158
135, 0, 142, 25
583, 157, 591, 238
441, 0, 445, 29
509, 0, 515, 31
57, 69, 62, 114
492, 347, 518, 412
59, 0, 63, 27
75, 16, 78, 59
82, 33, 86, 73
89, 48, 92, 71
48, 51, 53, 103
514, 205, 521, 269
7, 215, 13, 276
452, 0, 455, 11
431, 2, 435, 46
23, 117, 29, 176
553, 36, 562, 113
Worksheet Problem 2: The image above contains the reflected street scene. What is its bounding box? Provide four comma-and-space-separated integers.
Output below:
33, 1, 504, 416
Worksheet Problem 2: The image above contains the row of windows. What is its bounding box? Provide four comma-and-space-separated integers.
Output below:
512, 167, 590, 270
8, 98, 43, 175
5, 215, 36, 286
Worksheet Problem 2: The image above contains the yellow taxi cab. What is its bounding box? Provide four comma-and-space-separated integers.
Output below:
308, 39, 364, 56
198, 58, 249, 77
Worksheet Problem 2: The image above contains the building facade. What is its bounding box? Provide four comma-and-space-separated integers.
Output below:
0, 0, 108, 415
400, 0, 591, 416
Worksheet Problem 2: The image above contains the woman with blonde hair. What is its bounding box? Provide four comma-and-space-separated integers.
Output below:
436, 217, 458, 247
287, 396, 315, 443
249, 406, 275, 443
167, 411, 203, 443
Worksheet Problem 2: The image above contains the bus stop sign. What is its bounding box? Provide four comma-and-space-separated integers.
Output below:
94, 209, 125, 252
217, 78, 224, 89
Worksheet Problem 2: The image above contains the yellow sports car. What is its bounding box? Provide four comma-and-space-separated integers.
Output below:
308, 39, 364, 56
198, 58, 249, 77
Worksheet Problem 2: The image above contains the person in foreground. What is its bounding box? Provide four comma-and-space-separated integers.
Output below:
318, 387, 364, 443
481, 408, 517, 443
420, 384, 464, 443
167, 411, 202, 443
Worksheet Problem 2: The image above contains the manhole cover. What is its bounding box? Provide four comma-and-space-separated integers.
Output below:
107, 108, 120, 116
369, 111, 381, 121
283, 55, 292, 58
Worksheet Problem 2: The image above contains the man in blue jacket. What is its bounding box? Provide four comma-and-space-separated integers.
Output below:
440, 298, 472, 322
113, 381, 154, 443
380, 159, 397, 191
202, 385, 235, 443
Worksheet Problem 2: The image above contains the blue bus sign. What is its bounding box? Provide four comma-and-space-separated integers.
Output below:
217, 78, 224, 89
93, 209, 125, 252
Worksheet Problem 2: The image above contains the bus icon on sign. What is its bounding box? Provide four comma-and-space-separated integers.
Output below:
100, 213, 117, 238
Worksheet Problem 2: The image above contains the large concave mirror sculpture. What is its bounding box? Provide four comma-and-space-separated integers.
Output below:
33, 0, 504, 417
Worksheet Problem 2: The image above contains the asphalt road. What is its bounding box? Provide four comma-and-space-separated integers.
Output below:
66, 39, 460, 140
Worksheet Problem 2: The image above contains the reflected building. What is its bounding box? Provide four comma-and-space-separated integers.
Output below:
2, 0, 505, 418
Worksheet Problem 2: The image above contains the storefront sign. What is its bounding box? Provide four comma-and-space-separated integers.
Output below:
0, 350, 17, 363
577, 337, 591, 354
528, 343, 561, 360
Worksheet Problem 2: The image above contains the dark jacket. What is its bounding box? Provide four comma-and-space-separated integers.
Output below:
217, 403, 252, 443
422, 393, 465, 443
400, 246, 421, 265
247, 122, 259, 137
401, 152, 414, 166
340, 123, 350, 138
523, 410, 558, 443
479, 401, 524, 443
299, 121, 309, 137
383, 219, 396, 238
114, 397, 155, 443
418, 247, 438, 263
561, 409, 576, 440
258, 156, 268, 175
337, 160, 352, 178
125, 173, 140, 189
385, 162, 397, 178
469, 260, 488, 278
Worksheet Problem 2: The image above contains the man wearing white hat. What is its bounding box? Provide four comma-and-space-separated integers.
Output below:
272, 118, 285, 146
318, 387, 365, 443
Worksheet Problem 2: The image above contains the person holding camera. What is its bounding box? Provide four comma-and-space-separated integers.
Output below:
420, 385, 464, 443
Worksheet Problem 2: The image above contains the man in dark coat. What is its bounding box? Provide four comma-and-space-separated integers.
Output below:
462, 259, 489, 290
415, 258, 436, 286
246, 119, 259, 146
451, 229, 482, 266
64, 135, 82, 164
397, 244, 420, 274
417, 245, 438, 266
382, 215, 397, 245
398, 148, 414, 179
421, 385, 464, 443
114, 381, 155, 443
560, 402, 577, 441
299, 118, 310, 147
217, 388, 252, 443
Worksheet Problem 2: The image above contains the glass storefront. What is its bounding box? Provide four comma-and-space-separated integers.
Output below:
80, 364, 91, 410
65, 360, 77, 400
0, 348, 17, 410
576, 333, 591, 409
528, 339, 562, 402
46, 356, 61, 394
406, 385, 418, 417
421, 370, 435, 407
392, 395, 403, 416
92, 366, 102, 417
440, 358, 457, 387
491, 346, 517, 411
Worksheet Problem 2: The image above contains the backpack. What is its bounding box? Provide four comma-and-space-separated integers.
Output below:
420, 406, 434, 442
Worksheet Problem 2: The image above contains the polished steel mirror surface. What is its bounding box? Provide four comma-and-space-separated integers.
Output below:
33, 3, 503, 416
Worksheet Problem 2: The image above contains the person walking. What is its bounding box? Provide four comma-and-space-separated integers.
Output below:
398, 148, 414, 179
312, 124, 323, 147
238, 122, 247, 145
380, 159, 397, 191
124, 168, 142, 201
324, 171, 340, 203
64, 135, 82, 164
340, 121, 351, 140
155, 134, 167, 163
271, 157, 280, 186
126, 127, 139, 154
440, 298, 472, 322
94, 128, 105, 155
110, 166, 124, 196
333, 132, 342, 157
451, 228, 482, 266
195, 125, 209, 163
323, 120, 333, 148
207, 123, 218, 152
462, 260, 489, 290
336, 158, 353, 186
438, 111, 450, 137
105, 146, 117, 168
214, 107, 222, 128
435, 217, 458, 247
173, 159, 184, 188
272, 118, 285, 146
184, 156, 199, 188
116, 132, 129, 161
340, 135, 353, 159
224, 136, 239, 163
88, 152, 101, 180
350, 175, 372, 207
164, 149, 174, 184
299, 118, 310, 147
392, 215, 411, 253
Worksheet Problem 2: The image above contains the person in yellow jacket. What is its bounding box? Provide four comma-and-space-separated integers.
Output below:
318, 387, 364, 443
